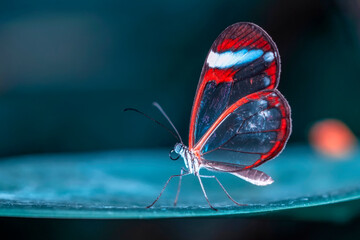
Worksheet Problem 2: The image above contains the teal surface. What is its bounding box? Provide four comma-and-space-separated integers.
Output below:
0, 145, 360, 219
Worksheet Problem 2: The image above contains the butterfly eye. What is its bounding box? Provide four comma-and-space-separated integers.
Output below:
169, 149, 180, 161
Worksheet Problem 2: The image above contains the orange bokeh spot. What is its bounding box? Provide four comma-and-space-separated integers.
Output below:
309, 119, 357, 158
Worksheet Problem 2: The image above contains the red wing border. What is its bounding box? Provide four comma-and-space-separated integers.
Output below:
194, 90, 291, 169
189, 22, 281, 148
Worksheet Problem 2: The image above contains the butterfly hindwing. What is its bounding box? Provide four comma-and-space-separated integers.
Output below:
196, 90, 291, 169
189, 22, 281, 148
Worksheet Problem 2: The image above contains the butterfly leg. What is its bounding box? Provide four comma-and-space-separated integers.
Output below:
174, 168, 189, 206
147, 171, 190, 208
199, 175, 246, 206
197, 175, 218, 211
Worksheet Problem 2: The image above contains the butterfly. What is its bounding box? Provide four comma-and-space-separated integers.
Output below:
126, 22, 291, 211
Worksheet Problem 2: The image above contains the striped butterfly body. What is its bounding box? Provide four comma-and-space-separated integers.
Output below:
141, 23, 291, 210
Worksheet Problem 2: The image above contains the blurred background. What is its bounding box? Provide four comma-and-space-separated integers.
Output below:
0, 0, 359, 157
0, 0, 360, 239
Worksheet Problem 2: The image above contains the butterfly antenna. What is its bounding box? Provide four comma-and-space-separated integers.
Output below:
124, 108, 180, 142
152, 102, 183, 144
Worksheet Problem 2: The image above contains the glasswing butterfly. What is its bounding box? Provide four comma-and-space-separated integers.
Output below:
126, 22, 292, 210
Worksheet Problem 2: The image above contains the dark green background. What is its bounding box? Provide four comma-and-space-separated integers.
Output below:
0, 0, 360, 239
0, 0, 359, 157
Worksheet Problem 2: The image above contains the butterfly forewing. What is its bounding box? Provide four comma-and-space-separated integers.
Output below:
189, 22, 281, 148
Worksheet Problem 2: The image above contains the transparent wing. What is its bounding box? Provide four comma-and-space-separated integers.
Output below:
197, 90, 291, 169
189, 22, 280, 148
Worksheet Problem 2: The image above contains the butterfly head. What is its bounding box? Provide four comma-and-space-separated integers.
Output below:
174, 143, 184, 154
169, 143, 185, 161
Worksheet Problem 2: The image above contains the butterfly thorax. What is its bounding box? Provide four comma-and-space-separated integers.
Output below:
174, 143, 200, 175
